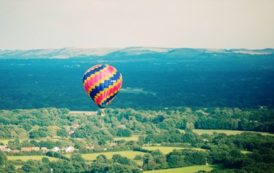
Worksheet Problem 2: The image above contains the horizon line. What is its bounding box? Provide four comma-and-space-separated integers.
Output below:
1, 46, 274, 51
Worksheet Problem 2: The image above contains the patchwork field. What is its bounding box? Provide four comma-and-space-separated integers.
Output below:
144, 164, 215, 173
113, 135, 140, 142
8, 155, 58, 161
66, 151, 145, 161
0, 139, 10, 145
143, 146, 205, 154
193, 129, 274, 136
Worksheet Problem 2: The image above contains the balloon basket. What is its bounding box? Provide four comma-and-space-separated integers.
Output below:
98, 108, 105, 117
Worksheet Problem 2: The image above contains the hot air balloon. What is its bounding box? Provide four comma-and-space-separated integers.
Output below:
83, 64, 123, 115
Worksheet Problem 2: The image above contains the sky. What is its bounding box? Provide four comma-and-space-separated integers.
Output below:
0, 0, 274, 50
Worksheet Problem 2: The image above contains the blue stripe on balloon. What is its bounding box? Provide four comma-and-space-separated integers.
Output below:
101, 91, 119, 107
82, 65, 106, 82
89, 71, 121, 101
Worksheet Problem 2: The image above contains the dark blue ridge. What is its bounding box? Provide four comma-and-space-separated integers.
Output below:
82, 65, 106, 82
89, 71, 121, 101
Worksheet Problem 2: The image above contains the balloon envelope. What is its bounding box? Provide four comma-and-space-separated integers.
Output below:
83, 64, 123, 108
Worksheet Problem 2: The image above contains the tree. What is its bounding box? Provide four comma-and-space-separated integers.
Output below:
143, 154, 156, 170
29, 128, 49, 138
112, 154, 132, 166
57, 128, 69, 137
167, 150, 186, 168
0, 152, 7, 167
182, 131, 198, 145
151, 150, 168, 169
116, 129, 132, 137
21, 160, 40, 173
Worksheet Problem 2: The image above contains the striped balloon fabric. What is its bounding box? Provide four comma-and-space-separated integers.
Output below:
83, 64, 123, 108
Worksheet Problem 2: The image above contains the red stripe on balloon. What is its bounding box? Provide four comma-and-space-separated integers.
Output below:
95, 79, 122, 105
84, 66, 115, 93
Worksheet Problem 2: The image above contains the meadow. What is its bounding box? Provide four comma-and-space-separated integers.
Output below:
142, 146, 205, 154
192, 129, 274, 136
113, 135, 140, 142
144, 165, 215, 173
66, 151, 145, 161
8, 155, 58, 161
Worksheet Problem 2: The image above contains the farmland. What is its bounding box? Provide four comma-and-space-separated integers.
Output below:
0, 107, 274, 173
8, 155, 58, 161
193, 129, 274, 136
144, 165, 215, 173
66, 151, 145, 161
142, 146, 205, 154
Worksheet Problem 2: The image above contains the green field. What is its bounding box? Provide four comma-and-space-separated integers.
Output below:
113, 135, 140, 142
193, 129, 274, 136
241, 150, 252, 154
8, 155, 58, 161
143, 146, 205, 154
66, 151, 145, 161
144, 164, 214, 173
0, 139, 10, 145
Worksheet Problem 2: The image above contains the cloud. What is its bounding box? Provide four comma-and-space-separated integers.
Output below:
120, 87, 156, 96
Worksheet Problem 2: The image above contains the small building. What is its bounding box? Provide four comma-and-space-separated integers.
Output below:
11, 149, 20, 153
0, 145, 11, 152
65, 146, 75, 153
21, 147, 40, 152
0, 145, 6, 151
41, 147, 48, 152
69, 130, 74, 135
51, 147, 60, 152
109, 142, 117, 147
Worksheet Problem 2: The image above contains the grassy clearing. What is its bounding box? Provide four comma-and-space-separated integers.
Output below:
144, 164, 215, 173
113, 135, 140, 142
69, 111, 97, 116
193, 129, 274, 136
143, 146, 205, 154
8, 155, 58, 161
66, 151, 145, 161
241, 150, 252, 154
0, 139, 11, 145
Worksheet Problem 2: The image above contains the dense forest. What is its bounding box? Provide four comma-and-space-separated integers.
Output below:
0, 49, 274, 110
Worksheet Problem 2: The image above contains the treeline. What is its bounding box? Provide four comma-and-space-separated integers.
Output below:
207, 133, 274, 173
1, 107, 274, 142
0, 152, 141, 173
141, 149, 207, 170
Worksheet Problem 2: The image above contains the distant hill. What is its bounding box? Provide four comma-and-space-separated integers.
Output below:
0, 47, 273, 59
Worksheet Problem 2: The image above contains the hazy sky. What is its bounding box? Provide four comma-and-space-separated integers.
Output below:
0, 0, 274, 49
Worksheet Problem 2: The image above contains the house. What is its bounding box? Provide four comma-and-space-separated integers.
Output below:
69, 130, 74, 135
72, 123, 80, 128
0, 145, 10, 152
41, 147, 48, 152
86, 145, 94, 150
4, 148, 11, 152
109, 142, 117, 147
51, 147, 60, 152
21, 147, 40, 152
11, 149, 20, 153
0, 145, 6, 151
65, 146, 75, 153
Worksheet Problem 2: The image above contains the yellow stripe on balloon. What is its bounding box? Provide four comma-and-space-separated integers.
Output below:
84, 64, 101, 74
83, 65, 109, 86
95, 75, 122, 104
99, 78, 122, 105
87, 68, 117, 95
